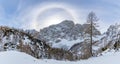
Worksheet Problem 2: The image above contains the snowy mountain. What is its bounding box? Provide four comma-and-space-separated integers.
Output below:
0, 20, 120, 61
69, 23, 120, 58
39, 20, 101, 50
0, 26, 50, 59
24, 20, 120, 59
93, 24, 120, 52
0, 26, 74, 60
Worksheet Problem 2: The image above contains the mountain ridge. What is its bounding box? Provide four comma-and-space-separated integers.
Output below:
0, 20, 120, 60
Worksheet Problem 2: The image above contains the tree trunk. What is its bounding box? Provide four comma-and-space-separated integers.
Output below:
90, 21, 93, 56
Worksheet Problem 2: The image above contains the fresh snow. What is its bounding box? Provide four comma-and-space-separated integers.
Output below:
0, 50, 120, 64
41, 50, 120, 64
0, 51, 38, 64
52, 39, 84, 50
93, 35, 104, 41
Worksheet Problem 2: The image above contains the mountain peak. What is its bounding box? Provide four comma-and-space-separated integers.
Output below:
59, 20, 74, 25
39, 20, 101, 50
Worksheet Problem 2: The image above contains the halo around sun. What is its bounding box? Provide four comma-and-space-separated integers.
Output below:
20, 2, 79, 31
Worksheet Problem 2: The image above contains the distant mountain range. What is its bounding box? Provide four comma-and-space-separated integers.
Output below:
0, 20, 120, 60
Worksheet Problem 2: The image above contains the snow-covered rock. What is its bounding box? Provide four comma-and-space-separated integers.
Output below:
0, 26, 50, 59
0, 20, 120, 61
0, 26, 75, 60
39, 20, 101, 50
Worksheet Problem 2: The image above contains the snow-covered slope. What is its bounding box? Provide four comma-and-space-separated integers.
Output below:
0, 26, 75, 60
0, 26, 51, 59
0, 51, 38, 64
92, 24, 120, 53
0, 21, 120, 61
39, 20, 101, 50
1, 50, 120, 64
47, 50, 120, 64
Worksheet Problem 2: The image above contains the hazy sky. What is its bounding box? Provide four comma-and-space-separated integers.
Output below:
0, 0, 120, 33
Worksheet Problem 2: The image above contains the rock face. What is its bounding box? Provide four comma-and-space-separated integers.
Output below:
39, 20, 101, 50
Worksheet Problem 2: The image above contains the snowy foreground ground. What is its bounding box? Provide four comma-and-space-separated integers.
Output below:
0, 50, 120, 64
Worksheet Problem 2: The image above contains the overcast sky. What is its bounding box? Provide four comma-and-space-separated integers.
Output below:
0, 0, 120, 33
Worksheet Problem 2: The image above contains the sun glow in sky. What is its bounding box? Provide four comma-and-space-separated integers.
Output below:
0, 0, 120, 33
20, 3, 79, 30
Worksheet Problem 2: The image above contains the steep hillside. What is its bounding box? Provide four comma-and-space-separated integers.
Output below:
69, 24, 120, 58
0, 26, 50, 58
0, 26, 74, 60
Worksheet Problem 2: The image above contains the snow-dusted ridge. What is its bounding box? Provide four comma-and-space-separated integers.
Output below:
0, 26, 76, 60
39, 20, 101, 50
0, 20, 120, 61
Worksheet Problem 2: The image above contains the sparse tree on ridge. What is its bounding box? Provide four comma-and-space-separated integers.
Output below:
86, 11, 99, 56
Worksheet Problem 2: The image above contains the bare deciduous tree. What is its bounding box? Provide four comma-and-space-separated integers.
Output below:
86, 11, 99, 56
